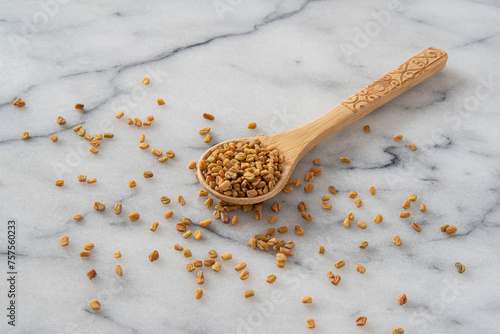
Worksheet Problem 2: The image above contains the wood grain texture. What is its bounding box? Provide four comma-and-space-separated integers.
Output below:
197, 47, 448, 205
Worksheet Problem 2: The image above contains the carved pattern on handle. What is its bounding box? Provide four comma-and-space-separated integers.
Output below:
341, 48, 447, 112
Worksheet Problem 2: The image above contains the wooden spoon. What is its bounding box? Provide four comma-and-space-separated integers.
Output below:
197, 47, 448, 205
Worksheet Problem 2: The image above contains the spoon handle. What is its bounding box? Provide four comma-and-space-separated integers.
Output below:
282, 47, 448, 160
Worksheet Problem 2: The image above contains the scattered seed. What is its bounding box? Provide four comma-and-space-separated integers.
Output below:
393, 328, 405, 334
165, 149, 175, 158
266, 274, 277, 283
89, 300, 100, 311
302, 296, 312, 304
277, 226, 288, 234
204, 134, 212, 143
174, 244, 183, 251
294, 179, 302, 187
221, 211, 230, 224
80, 250, 90, 257
349, 191, 357, 198
359, 241, 369, 249
77, 175, 86, 182
354, 198, 363, 208
295, 225, 305, 235
89, 147, 98, 154
398, 293, 407, 305
114, 251, 121, 258
143, 171, 153, 178
151, 149, 162, 157
128, 212, 140, 221
164, 211, 173, 219
306, 319, 315, 329
235, 262, 246, 271
440, 224, 449, 232
244, 290, 254, 298
13, 98, 25, 107
75, 103, 84, 110
334, 261, 345, 269
455, 262, 466, 274
271, 202, 281, 213
374, 213, 383, 224
340, 157, 351, 163
322, 195, 330, 201
115, 264, 123, 276
178, 195, 186, 205
283, 185, 293, 193
399, 212, 410, 218
103, 132, 113, 138
328, 185, 337, 194
194, 288, 203, 299
411, 223, 422, 232
139, 143, 150, 150
301, 211, 312, 221
194, 230, 202, 240
247, 122, 257, 129
87, 269, 97, 280
298, 201, 307, 211
446, 225, 457, 235
330, 274, 341, 285
157, 98, 165, 105
93, 202, 105, 211
148, 250, 159, 262
193, 260, 202, 267
319, 246, 325, 254
313, 158, 321, 165
83, 242, 94, 251
196, 271, 204, 284
240, 270, 249, 280
420, 203, 427, 212
369, 186, 376, 196
409, 143, 417, 151
321, 202, 332, 210
188, 161, 197, 170
87, 178, 96, 184
212, 262, 221, 272
204, 259, 215, 267
343, 218, 352, 228
150, 222, 159, 232
50, 135, 58, 142
203, 113, 214, 120
363, 125, 371, 132
393, 235, 402, 246
355, 263, 366, 274
347, 212, 354, 220
267, 215, 277, 224
183, 231, 192, 238
128, 180, 136, 188
60, 236, 69, 247
199, 127, 211, 135
356, 316, 367, 326
393, 134, 403, 141
402, 200, 411, 209
304, 172, 314, 182
142, 77, 150, 85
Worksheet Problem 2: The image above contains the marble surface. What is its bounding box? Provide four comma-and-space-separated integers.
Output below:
1, 0, 500, 333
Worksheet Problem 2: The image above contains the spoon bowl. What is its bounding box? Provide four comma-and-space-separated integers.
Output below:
197, 47, 448, 205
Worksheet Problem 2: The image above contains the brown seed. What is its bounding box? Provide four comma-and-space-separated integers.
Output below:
239, 270, 249, 280
295, 225, 305, 235
234, 262, 246, 271
402, 200, 411, 209
207, 250, 218, 258
359, 241, 369, 249
188, 161, 197, 169
310, 167, 322, 176
84, 134, 93, 141
334, 260, 345, 269
164, 210, 173, 219
194, 288, 203, 299
420, 203, 427, 212
266, 274, 277, 284
244, 290, 254, 298
75, 103, 84, 110
328, 185, 337, 194
257, 240, 270, 250
103, 132, 113, 138
204, 134, 212, 143
73, 214, 82, 221
165, 149, 175, 158
399, 212, 411, 218
174, 243, 183, 251
266, 228, 276, 237
319, 246, 325, 254
340, 157, 351, 163
247, 122, 257, 129
60, 236, 69, 247
83, 242, 94, 251
126, 118, 133, 125
440, 224, 449, 232
157, 98, 165, 105
87, 269, 97, 280
343, 218, 352, 228
115, 264, 123, 276
139, 143, 150, 150
184, 249, 192, 258
393, 235, 402, 246
73, 125, 82, 132
202, 113, 214, 120
306, 319, 315, 329
50, 135, 58, 142
302, 296, 313, 304
199, 127, 211, 135
363, 125, 371, 132
369, 186, 376, 196
89, 300, 100, 311
455, 262, 466, 274
446, 225, 457, 236
151, 149, 162, 157
142, 77, 150, 85
321, 202, 332, 210
374, 213, 383, 224
393, 134, 403, 141
77, 175, 86, 182
354, 198, 363, 208
271, 202, 281, 213
110, 204, 121, 216
330, 274, 341, 286
283, 185, 293, 193
150, 222, 159, 232
357, 221, 367, 229
204, 259, 215, 267
322, 195, 330, 201
398, 293, 408, 305
148, 250, 159, 262
277, 226, 288, 234
408, 194, 417, 202
115, 111, 124, 119
220, 253, 232, 261
412, 223, 422, 232
13, 98, 25, 107
176, 223, 187, 232
87, 178, 97, 184
193, 260, 202, 267
298, 201, 307, 211
128, 212, 140, 221
114, 251, 121, 258
143, 171, 153, 178
230, 215, 238, 226
194, 230, 202, 240
80, 250, 91, 257
220, 211, 230, 224
349, 191, 358, 198
93, 202, 105, 211
409, 143, 417, 151
355, 264, 366, 274
347, 212, 354, 220
212, 262, 221, 272
313, 158, 321, 165
356, 316, 367, 326
301, 211, 312, 221
393, 328, 405, 334
200, 219, 212, 227
196, 271, 204, 284
294, 179, 302, 187
21, 131, 29, 139
128, 180, 136, 188
304, 184, 314, 192
178, 195, 186, 205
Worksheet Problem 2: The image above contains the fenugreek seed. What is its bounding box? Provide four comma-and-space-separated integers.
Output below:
148, 250, 159, 262
204, 198, 213, 209
199, 127, 211, 135
248, 122, 257, 129
89, 147, 98, 154
78, 128, 85, 137
150, 222, 159, 232
204, 259, 215, 267
73, 125, 82, 132
193, 260, 202, 267
347, 212, 354, 220
374, 213, 383, 224
301, 211, 312, 221
204, 134, 212, 143
283, 185, 293, 193
183, 231, 192, 238
76, 175, 86, 182
446, 225, 457, 235
50, 134, 58, 142
143, 171, 153, 178
340, 157, 351, 163
343, 218, 352, 228
128, 180, 136, 188
200, 219, 212, 227
399, 212, 411, 218
165, 149, 175, 158
276, 253, 287, 262
356, 316, 367, 326
88, 139, 99, 147
95, 133, 103, 140
331, 274, 341, 286
103, 132, 113, 138
304, 184, 314, 192
294, 179, 301, 187
398, 293, 407, 305
87, 269, 97, 280
75, 103, 84, 110
142, 77, 150, 85
220, 211, 230, 224
327, 271, 334, 278
83, 242, 94, 251
235, 262, 246, 271
194, 288, 203, 299
368, 186, 376, 196
115, 264, 123, 276
302, 296, 313, 304
354, 198, 363, 208
164, 211, 173, 219
196, 271, 204, 284
267, 215, 277, 224
455, 262, 466, 274
73, 214, 83, 221
393, 134, 403, 141
306, 319, 315, 329
271, 202, 281, 213
349, 191, 357, 198
409, 143, 417, 151
188, 161, 197, 170
266, 274, 277, 284
363, 125, 371, 132
355, 264, 366, 274
146, 115, 154, 121
93, 202, 105, 211
393, 235, 402, 246
157, 98, 165, 105
334, 260, 345, 269
198, 190, 208, 197
139, 143, 150, 150
21, 131, 29, 139
84, 134, 93, 141
178, 195, 185, 205
114, 251, 121, 258
87, 178, 96, 184
420, 203, 427, 212
13, 98, 25, 107
266, 228, 276, 237
298, 201, 307, 211
402, 200, 411, 209
244, 290, 254, 298
313, 158, 321, 165
408, 194, 417, 202
357, 221, 367, 229
143, 121, 151, 126
232, 215, 238, 226
257, 240, 270, 250
393, 328, 405, 334
321, 202, 332, 210
174, 244, 183, 251
60, 236, 69, 247
239, 270, 249, 280
186, 263, 195, 272
309, 167, 322, 176
128, 212, 140, 221
295, 225, 305, 235
202, 113, 214, 120
115, 111, 124, 119
184, 249, 192, 258
440, 224, 449, 232
194, 230, 202, 240
277, 226, 288, 234
176, 223, 187, 232
151, 149, 162, 157
328, 185, 337, 194
80, 250, 90, 257
319, 246, 325, 254
89, 300, 100, 311
322, 195, 330, 201
358, 241, 369, 250
212, 262, 221, 272
412, 223, 422, 232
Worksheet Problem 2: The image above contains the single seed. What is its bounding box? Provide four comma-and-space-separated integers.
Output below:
408, 194, 417, 202
89, 300, 100, 311
355, 264, 366, 274
83, 242, 94, 251
196, 271, 204, 284
313, 158, 321, 165
398, 293, 408, 305
95, 133, 103, 140
84, 134, 93, 141
244, 290, 254, 298
89, 147, 98, 154
151, 149, 162, 157
176, 223, 186, 232
200, 219, 212, 227
165, 149, 175, 158
186, 263, 195, 272
393, 235, 402, 246
310, 167, 322, 176
204, 259, 215, 267
199, 127, 211, 135
306, 319, 315, 329
150, 222, 159, 232
393, 328, 405, 334
440, 224, 449, 232
412, 223, 422, 232
295, 225, 305, 235
369, 186, 376, 195
183, 231, 192, 238
75, 103, 84, 109
115, 264, 123, 276
247, 122, 257, 129
334, 261, 345, 269
77, 175, 86, 182
204, 134, 212, 143
321, 202, 332, 210
235, 262, 246, 271
356, 316, 367, 326
148, 250, 159, 262
73, 125, 82, 132
374, 213, 383, 224
359, 241, 369, 249
319, 246, 325, 254
331, 274, 341, 286
60, 236, 69, 247
266, 274, 277, 283
302, 296, 312, 303
301, 211, 312, 221
93, 202, 105, 211
347, 212, 354, 220
87, 178, 96, 184
294, 179, 302, 187
340, 157, 351, 163
277, 226, 288, 234
164, 211, 173, 219
195, 288, 203, 299
50, 135, 58, 142
139, 143, 150, 150
128, 180, 136, 188
363, 125, 371, 132
349, 191, 357, 198
357, 221, 367, 229
212, 262, 221, 272
115, 111, 124, 119
125, 118, 133, 125
204, 198, 213, 208
157, 98, 165, 105
188, 161, 197, 169
146, 115, 154, 121
343, 218, 352, 228
446, 225, 458, 235
393, 134, 403, 141
194, 230, 202, 240
268, 215, 277, 224
178, 195, 186, 205
174, 244, 183, 251
232, 215, 238, 226
304, 184, 314, 192
420, 203, 427, 212
103, 132, 113, 138
13, 98, 25, 107
298, 201, 307, 211
240, 270, 249, 280
402, 200, 411, 209
78, 128, 85, 137
72, 214, 82, 221
354, 198, 363, 208
455, 262, 466, 274
409, 143, 417, 151
142, 77, 150, 85
21, 131, 29, 139
114, 251, 121, 258
193, 260, 202, 267
113, 203, 122, 215
87, 269, 97, 280
399, 212, 411, 218
80, 250, 90, 257
128, 212, 140, 221
322, 195, 330, 201
328, 185, 337, 194
283, 185, 293, 193
221, 211, 230, 224
143, 171, 153, 178
203, 113, 214, 120
271, 202, 281, 213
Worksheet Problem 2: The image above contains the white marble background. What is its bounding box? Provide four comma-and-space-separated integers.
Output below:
1, 0, 500, 333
